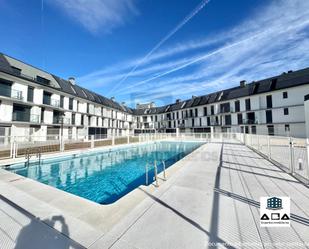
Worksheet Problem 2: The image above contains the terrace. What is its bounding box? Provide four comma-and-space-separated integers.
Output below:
0, 133, 309, 248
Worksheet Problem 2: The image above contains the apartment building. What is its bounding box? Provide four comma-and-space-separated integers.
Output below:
134, 69, 309, 138
0, 52, 309, 139
0, 53, 135, 140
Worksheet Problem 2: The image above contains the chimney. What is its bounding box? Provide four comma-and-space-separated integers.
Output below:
240, 80, 246, 87
288, 70, 293, 73
121, 101, 126, 106
176, 99, 181, 104
111, 97, 115, 101
192, 95, 197, 99
68, 77, 75, 85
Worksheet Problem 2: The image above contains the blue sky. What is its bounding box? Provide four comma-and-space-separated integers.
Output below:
1, 0, 309, 107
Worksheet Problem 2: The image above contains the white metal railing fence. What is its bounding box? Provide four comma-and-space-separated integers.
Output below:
1, 131, 309, 184
242, 133, 309, 184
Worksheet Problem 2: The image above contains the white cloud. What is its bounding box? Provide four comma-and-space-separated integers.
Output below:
49, 0, 138, 34
77, 0, 309, 106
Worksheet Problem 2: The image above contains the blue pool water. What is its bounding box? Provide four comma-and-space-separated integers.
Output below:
6, 141, 203, 204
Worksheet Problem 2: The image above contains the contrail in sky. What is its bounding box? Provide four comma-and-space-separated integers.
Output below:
107, 0, 210, 96
120, 19, 309, 91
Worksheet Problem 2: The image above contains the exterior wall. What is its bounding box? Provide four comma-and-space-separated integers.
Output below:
0, 101, 13, 122
1, 61, 309, 140
305, 98, 309, 138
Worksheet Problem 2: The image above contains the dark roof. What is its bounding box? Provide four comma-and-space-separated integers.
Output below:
0, 53, 133, 113
1, 52, 309, 116
135, 67, 309, 115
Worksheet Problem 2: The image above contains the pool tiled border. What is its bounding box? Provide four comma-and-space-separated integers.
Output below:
0, 140, 207, 247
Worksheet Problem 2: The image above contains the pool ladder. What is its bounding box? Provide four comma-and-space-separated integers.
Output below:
145, 160, 167, 187
25, 148, 31, 167
25, 147, 42, 167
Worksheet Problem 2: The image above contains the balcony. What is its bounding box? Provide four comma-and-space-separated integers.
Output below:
219, 106, 233, 114
12, 113, 40, 123
0, 85, 24, 101
51, 98, 60, 107
242, 119, 259, 124
11, 89, 24, 101
53, 116, 71, 125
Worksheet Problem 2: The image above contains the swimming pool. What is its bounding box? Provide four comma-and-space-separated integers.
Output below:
6, 141, 204, 204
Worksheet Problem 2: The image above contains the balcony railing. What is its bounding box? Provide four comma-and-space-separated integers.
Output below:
242, 119, 259, 124
53, 116, 71, 125
12, 113, 40, 123
0, 85, 24, 101
51, 98, 60, 107
11, 89, 23, 100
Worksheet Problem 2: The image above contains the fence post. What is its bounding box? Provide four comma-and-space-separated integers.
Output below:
306, 139, 309, 183
10, 136, 14, 158
60, 135, 64, 152
289, 137, 295, 174
91, 135, 94, 149
267, 136, 271, 159
127, 135, 130, 144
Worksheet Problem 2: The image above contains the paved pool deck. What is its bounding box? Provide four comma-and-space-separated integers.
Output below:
1, 140, 309, 248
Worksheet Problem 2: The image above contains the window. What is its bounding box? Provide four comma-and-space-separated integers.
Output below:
237, 113, 243, 125
41, 108, 44, 123
203, 107, 207, 116
72, 113, 75, 125
267, 125, 274, 136
284, 108, 289, 115
27, 86, 34, 102
36, 76, 50, 85
220, 103, 230, 113
81, 115, 84, 125
0, 79, 12, 97
225, 115, 231, 125
207, 117, 210, 126
266, 110, 272, 123
60, 96, 64, 108
155, 115, 158, 122
192, 118, 195, 127
285, 124, 290, 132
235, 100, 240, 112
43, 91, 51, 105
266, 95, 272, 108
69, 98, 73, 110
11, 66, 21, 75
283, 92, 288, 99
189, 109, 193, 117
211, 105, 214, 115
195, 108, 198, 117
251, 126, 256, 134
12, 104, 30, 122
245, 99, 251, 111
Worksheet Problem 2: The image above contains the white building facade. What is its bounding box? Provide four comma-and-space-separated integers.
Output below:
0, 53, 135, 141
1, 53, 309, 139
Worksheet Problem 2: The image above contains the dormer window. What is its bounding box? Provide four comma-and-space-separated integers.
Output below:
11, 66, 21, 75
36, 75, 50, 85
